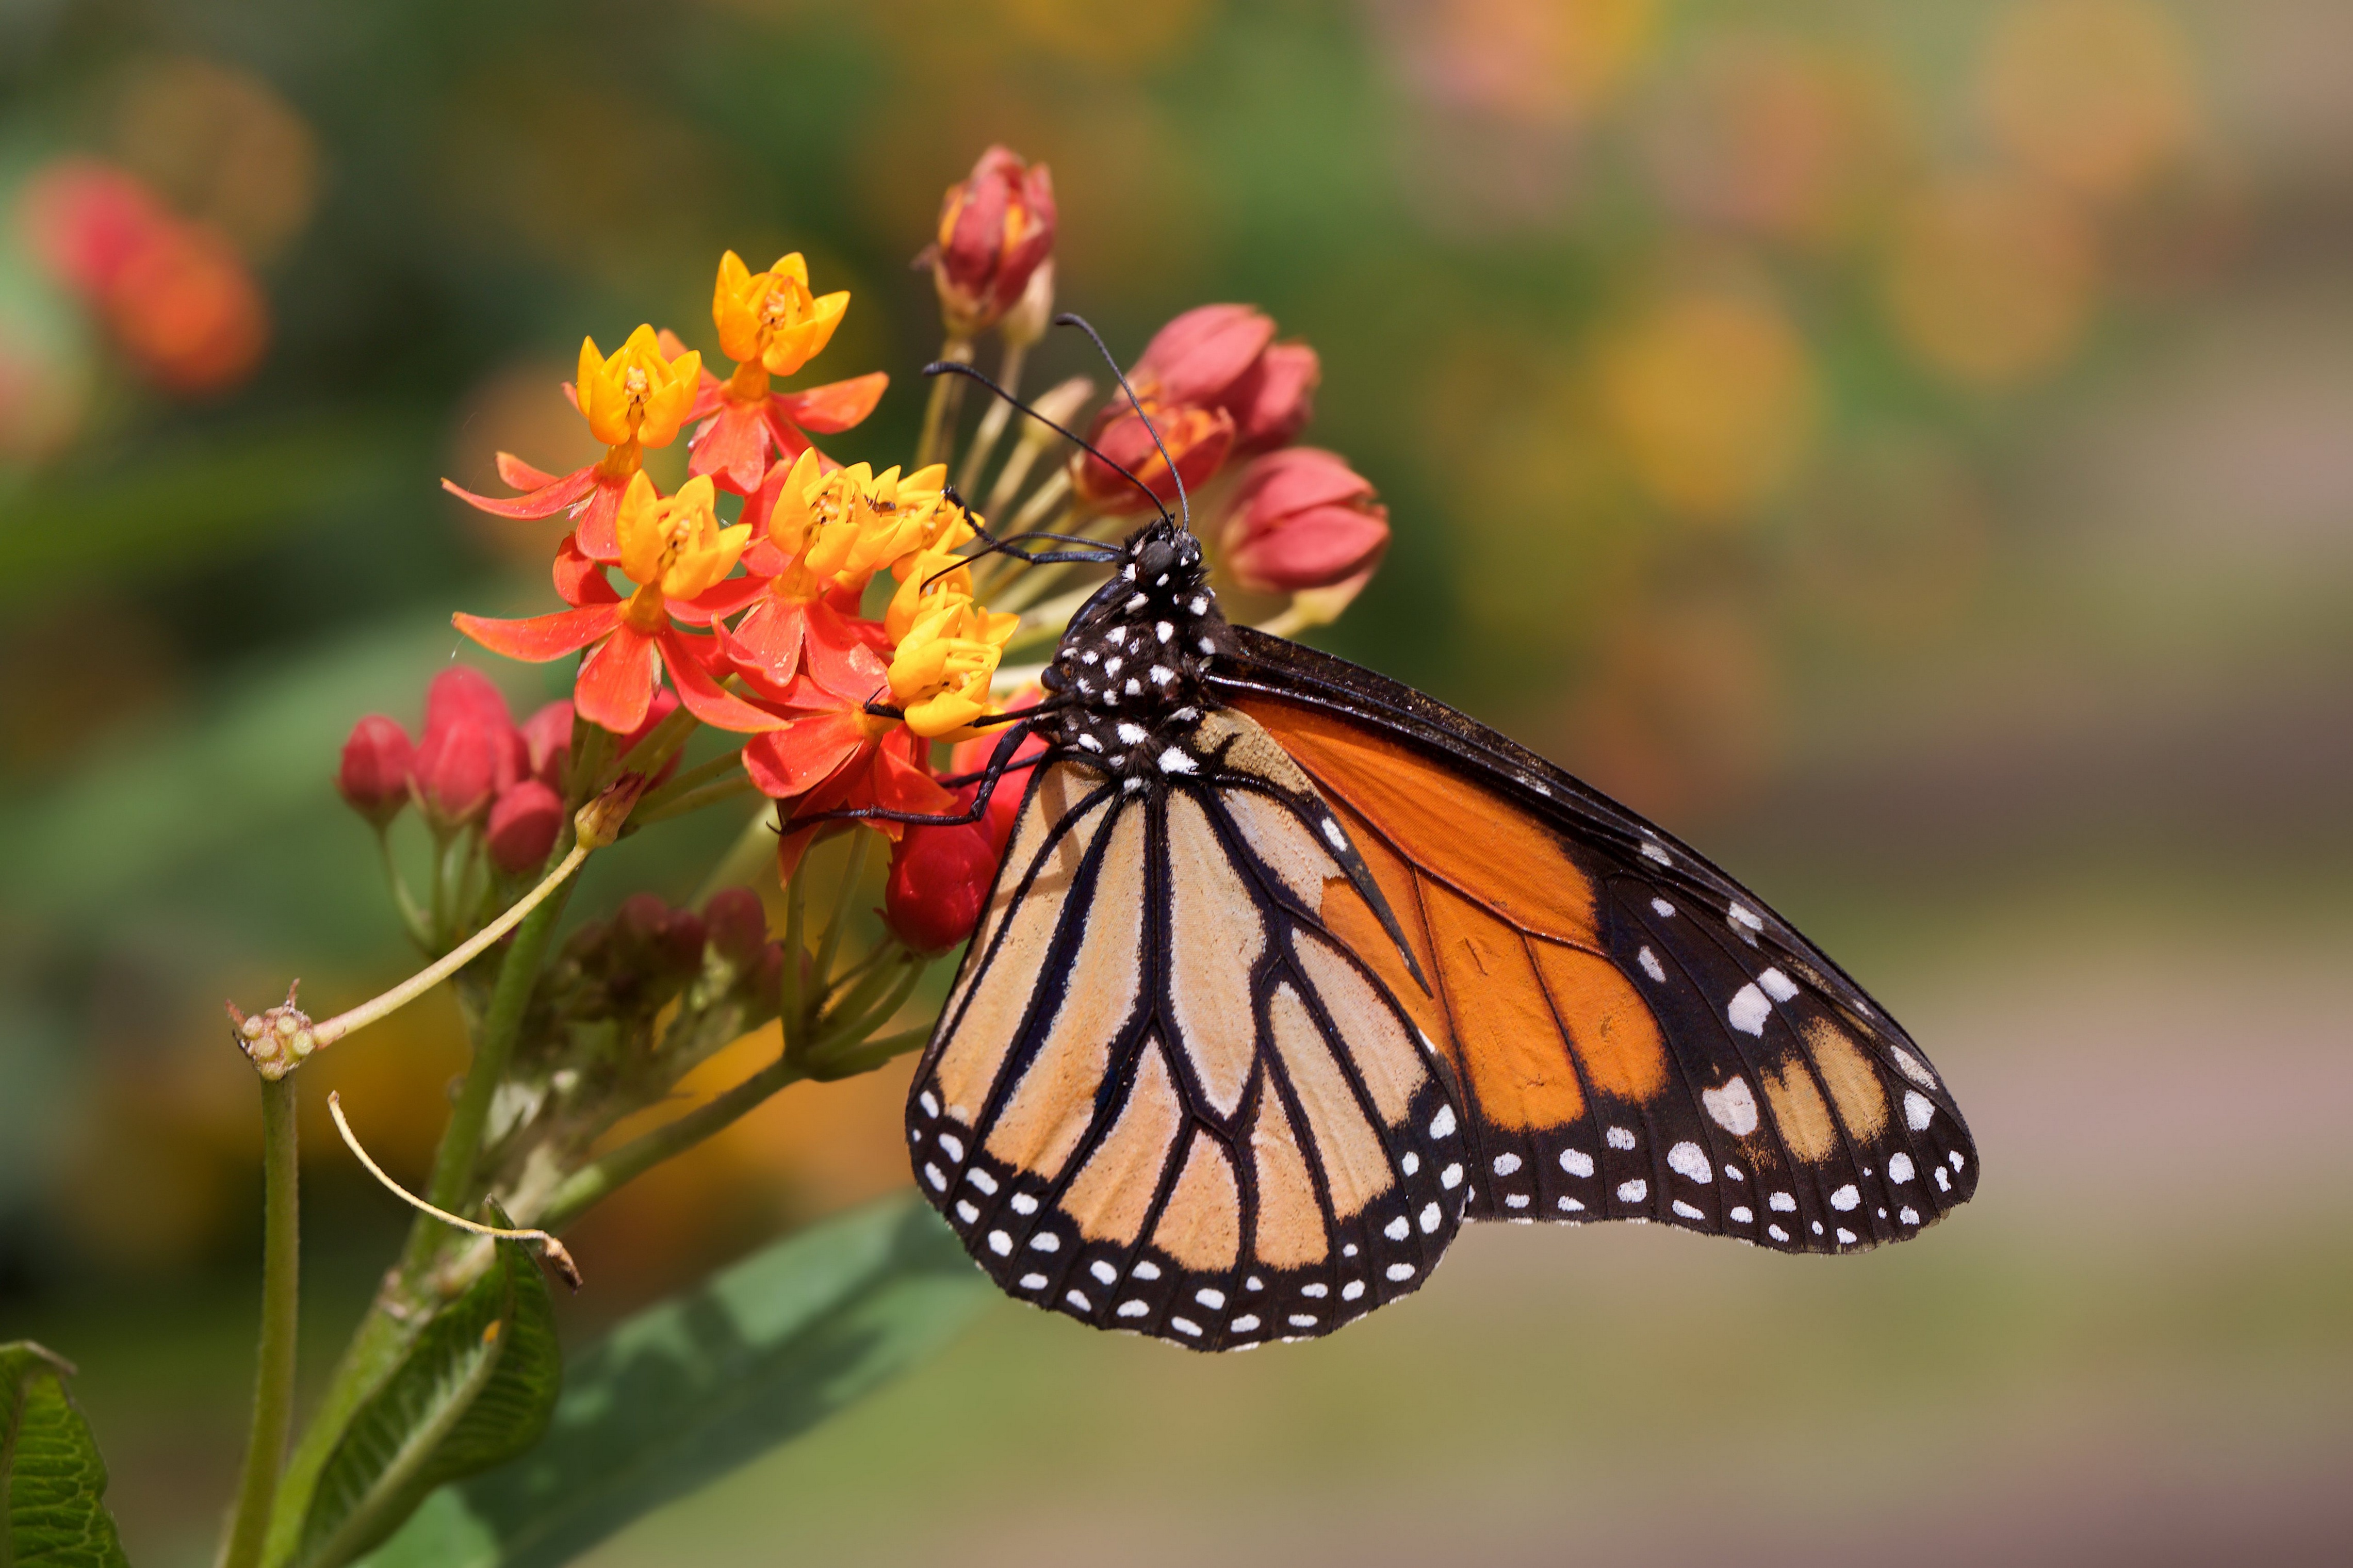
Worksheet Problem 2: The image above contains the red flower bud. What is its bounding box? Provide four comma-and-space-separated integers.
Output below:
1075, 404, 1234, 514
520, 700, 574, 787
1226, 340, 1320, 454
336, 715, 413, 826
948, 725, 1049, 858
929, 145, 1057, 336
18, 159, 171, 300
701, 887, 770, 968
885, 820, 1001, 955
410, 667, 524, 829
1220, 448, 1392, 595
485, 779, 564, 874
616, 892, 706, 976
1133, 304, 1275, 408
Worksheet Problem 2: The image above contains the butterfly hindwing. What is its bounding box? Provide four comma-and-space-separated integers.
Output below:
1214, 628, 1979, 1255
911, 739, 1469, 1351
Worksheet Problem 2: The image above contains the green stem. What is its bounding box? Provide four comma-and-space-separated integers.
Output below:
812, 956, 924, 1058
916, 336, 974, 468
374, 825, 432, 951
954, 342, 1025, 496
420, 839, 581, 1220
537, 1053, 805, 1231
633, 747, 747, 818
220, 1075, 300, 1568
609, 702, 700, 790
630, 771, 756, 829
808, 1022, 931, 1082
808, 831, 871, 1021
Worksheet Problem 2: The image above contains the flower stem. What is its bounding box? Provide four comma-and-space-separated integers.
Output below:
421, 854, 581, 1218
312, 838, 593, 1052
219, 1074, 300, 1568
808, 830, 871, 1023
536, 1052, 804, 1232
630, 770, 757, 828
330, 1092, 580, 1288
374, 825, 432, 951
634, 747, 747, 817
916, 335, 975, 468
955, 342, 1025, 497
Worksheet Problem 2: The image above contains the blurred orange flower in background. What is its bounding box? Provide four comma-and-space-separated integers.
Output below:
1881, 175, 2101, 388
1980, 0, 2202, 203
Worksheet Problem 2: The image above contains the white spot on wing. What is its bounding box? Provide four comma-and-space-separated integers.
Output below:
1652, 898, 1676, 918
1171, 1316, 1202, 1336
1492, 1153, 1522, 1176
1904, 1090, 1935, 1131
1558, 1197, 1586, 1213
1343, 1280, 1366, 1300
1230, 1314, 1260, 1332
1666, 1142, 1712, 1183
1011, 1193, 1039, 1215
1639, 946, 1666, 983
1769, 1191, 1797, 1213
1028, 1232, 1060, 1252
1831, 1184, 1860, 1212
1559, 1148, 1594, 1178
1605, 1125, 1637, 1151
1730, 1205, 1752, 1223
1640, 840, 1672, 867
1133, 1261, 1161, 1280
1117, 1299, 1149, 1318
1019, 1272, 1047, 1289
988, 1231, 1011, 1255
1090, 1260, 1118, 1285
1759, 967, 1799, 1002
1418, 1202, 1442, 1234
923, 1164, 946, 1191
1727, 984, 1772, 1036
1116, 723, 1147, 745
1400, 1152, 1420, 1176
1157, 746, 1196, 774
1384, 1216, 1409, 1241
1301, 1283, 1328, 1298
1440, 1163, 1463, 1189
1673, 1199, 1706, 1220
938, 1132, 965, 1161
1728, 903, 1763, 938
1430, 1105, 1457, 1138
918, 1090, 939, 1118
1888, 1153, 1916, 1184
1385, 1262, 1415, 1281
955, 1200, 978, 1223
1066, 1289, 1091, 1311
1616, 1179, 1648, 1203
966, 1168, 998, 1195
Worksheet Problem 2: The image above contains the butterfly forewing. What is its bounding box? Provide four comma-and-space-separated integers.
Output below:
910, 739, 1470, 1352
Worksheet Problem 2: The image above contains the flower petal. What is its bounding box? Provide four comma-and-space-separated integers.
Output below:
773, 371, 888, 434
442, 465, 596, 520
688, 400, 775, 495
658, 628, 787, 732
574, 625, 661, 734
496, 451, 563, 490
552, 537, 623, 607
741, 713, 870, 798
454, 605, 616, 662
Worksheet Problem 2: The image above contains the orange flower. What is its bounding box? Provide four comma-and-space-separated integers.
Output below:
690, 251, 885, 493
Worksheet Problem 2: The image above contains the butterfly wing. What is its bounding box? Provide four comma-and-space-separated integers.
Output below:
1212, 627, 1979, 1254
910, 729, 1470, 1351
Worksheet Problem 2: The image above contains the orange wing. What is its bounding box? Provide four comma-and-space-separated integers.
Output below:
1219, 631, 1977, 1254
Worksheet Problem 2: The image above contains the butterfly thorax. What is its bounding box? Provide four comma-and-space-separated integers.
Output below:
1036, 519, 1235, 790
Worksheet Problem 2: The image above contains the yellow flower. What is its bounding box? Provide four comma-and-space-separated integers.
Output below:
577, 324, 702, 449
712, 251, 849, 377
766, 450, 932, 587
616, 472, 749, 608
888, 591, 1019, 740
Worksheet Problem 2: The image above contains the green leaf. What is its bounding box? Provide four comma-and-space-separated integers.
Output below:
357, 1194, 989, 1568
293, 1234, 561, 1568
0, 1342, 132, 1568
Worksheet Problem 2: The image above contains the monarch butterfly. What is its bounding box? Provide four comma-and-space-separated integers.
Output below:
886, 347, 1978, 1353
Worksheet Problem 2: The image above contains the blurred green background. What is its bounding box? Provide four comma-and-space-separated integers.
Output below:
3, 0, 2349, 1562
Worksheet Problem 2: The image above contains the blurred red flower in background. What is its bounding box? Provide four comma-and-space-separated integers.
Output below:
926, 145, 1057, 337
1220, 447, 1392, 594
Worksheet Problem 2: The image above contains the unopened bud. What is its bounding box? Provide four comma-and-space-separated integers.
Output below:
927, 145, 1057, 337
1227, 340, 1320, 454
520, 701, 574, 788
227, 987, 315, 1080
411, 667, 524, 830
337, 715, 413, 826
1219, 448, 1391, 595
702, 887, 770, 969
884, 819, 1001, 955
574, 774, 649, 850
486, 780, 565, 874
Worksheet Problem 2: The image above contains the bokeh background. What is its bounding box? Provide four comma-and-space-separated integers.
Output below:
3, 0, 2349, 1563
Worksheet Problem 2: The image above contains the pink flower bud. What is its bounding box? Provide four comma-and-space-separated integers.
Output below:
337, 715, 413, 826
701, 887, 770, 968
616, 893, 706, 976
1074, 403, 1234, 514
485, 780, 564, 874
1220, 448, 1392, 595
411, 667, 524, 829
885, 820, 1001, 955
1226, 340, 1320, 454
520, 700, 574, 787
929, 145, 1057, 336
1133, 304, 1275, 408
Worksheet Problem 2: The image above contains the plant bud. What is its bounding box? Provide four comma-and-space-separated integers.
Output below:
485, 779, 564, 874
337, 715, 413, 826
1074, 404, 1234, 514
884, 819, 1001, 955
928, 145, 1057, 337
1133, 304, 1276, 407
411, 667, 524, 829
701, 887, 770, 969
998, 258, 1056, 349
1219, 448, 1392, 595
520, 700, 574, 787
1227, 340, 1320, 454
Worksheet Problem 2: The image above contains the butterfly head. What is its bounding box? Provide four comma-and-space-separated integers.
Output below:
1036, 518, 1233, 787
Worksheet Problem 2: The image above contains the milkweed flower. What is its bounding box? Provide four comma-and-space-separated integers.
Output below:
887, 593, 1019, 740
442, 324, 703, 560
453, 472, 781, 736
1219, 447, 1391, 594
926, 145, 1057, 337
690, 251, 887, 493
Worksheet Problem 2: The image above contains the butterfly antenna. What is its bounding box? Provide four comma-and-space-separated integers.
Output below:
922, 361, 1174, 526
1055, 312, 1189, 532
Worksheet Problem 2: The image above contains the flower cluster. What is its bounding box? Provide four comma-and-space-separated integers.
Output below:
421, 143, 1393, 961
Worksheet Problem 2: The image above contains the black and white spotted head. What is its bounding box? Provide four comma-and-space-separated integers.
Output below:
1037, 518, 1236, 788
